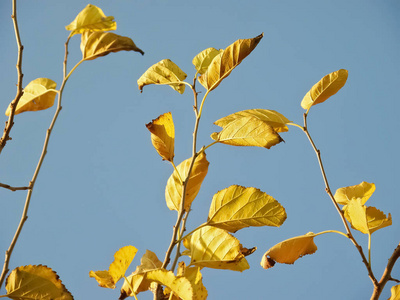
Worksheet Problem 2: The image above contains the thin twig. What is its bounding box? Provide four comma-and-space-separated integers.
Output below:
0, 182, 30, 191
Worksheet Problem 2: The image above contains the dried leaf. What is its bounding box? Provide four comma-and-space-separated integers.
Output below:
65, 4, 116, 36
5, 78, 57, 116
138, 59, 187, 94
146, 112, 175, 162
334, 181, 376, 205
5, 265, 73, 300
207, 185, 286, 232
192, 48, 223, 75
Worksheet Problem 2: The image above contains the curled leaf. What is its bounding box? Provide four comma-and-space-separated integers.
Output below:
5, 78, 57, 116
65, 4, 116, 36
192, 48, 223, 75
334, 181, 376, 205
146, 112, 175, 162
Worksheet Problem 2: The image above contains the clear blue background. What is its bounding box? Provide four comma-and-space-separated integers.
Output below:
0, 1, 399, 299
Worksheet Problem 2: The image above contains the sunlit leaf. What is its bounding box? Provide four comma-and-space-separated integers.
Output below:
192, 48, 223, 75
211, 115, 283, 149
146, 112, 175, 162
81, 31, 144, 61
301, 69, 348, 110
215, 109, 292, 133
5, 78, 57, 116
65, 4, 116, 36
198, 33, 263, 91
5, 265, 73, 300
184, 226, 251, 272
132, 250, 163, 275
334, 181, 375, 205
388, 284, 400, 300
343, 199, 392, 234
138, 59, 187, 94
207, 185, 286, 232
165, 152, 209, 211
261, 232, 318, 269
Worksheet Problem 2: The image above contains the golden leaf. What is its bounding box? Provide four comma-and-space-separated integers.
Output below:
165, 152, 209, 211
301, 69, 348, 110
192, 48, 223, 75
261, 232, 318, 269
184, 226, 251, 272
388, 284, 400, 300
211, 115, 283, 149
146, 112, 175, 162
198, 33, 263, 91
207, 185, 287, 232
334, 181, 376, 205
132, 250, 163, 275
5, 78, 57, 116
137, 59, 187, 94
65, 4, 116, 36
5, 265, 73, 300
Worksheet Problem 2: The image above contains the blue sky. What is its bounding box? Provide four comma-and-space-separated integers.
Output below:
0, 1, 399, 299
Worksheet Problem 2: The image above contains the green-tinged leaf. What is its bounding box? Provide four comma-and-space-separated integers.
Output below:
301, 69, 348, 110
388, 285, 400, 300
343, 199, 392, 234
138, 59, 187, 94
5, 265, 73, 300
65, 4, 116, 36
165, 152, 209, 211
5, 78, 57, 116
183, 226, 251, 272
261, 232, 318, 269
81, 31, 144, 61
198, 33, 263, 91
207, 185, 286, 232
215, 109, 292, 133
211, 115, 283, 149
334, 181, 375, 205
192, 48, 223, 75
146, 112, 175, 162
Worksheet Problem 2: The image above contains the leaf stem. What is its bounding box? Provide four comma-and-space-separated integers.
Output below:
314, 230, 348, 238
368, 233, 372, 268
0, 182, 30, 192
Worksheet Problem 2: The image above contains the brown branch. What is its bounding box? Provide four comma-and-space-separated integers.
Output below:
0, 182, 30, 191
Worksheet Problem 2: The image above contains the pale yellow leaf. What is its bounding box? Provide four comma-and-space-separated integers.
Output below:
138, 59, 187, 94
301, 69, 348, 110
192, 48, 223, 75
261, 232, 318, 269
65, 4, 116, 36
184, 226, 251, 272
146, 112, 175, 162
81, 31, 143, 61
120, 273, 147, 298
88, 270, 114, 289
211, 115, 283, 149
5, 78, 57, 116
334, 181, 376, 205
132, 250, 163, 275
388, 285, 400, 300
208, 185, 286, 232
165, 152, 209, 211
5, 265, 73, 300
198, 33, 263, 91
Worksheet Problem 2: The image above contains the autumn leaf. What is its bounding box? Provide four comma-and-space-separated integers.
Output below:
198, 33, 263, 91
207, 185, 286, 232
138, 59, 187, 94
65, 4, 116, 36
5, 78, 57, 116
81, 31, 144, 61
388, 285, 400, 300
192, 48, 223, 75
261, 232, 318, 269
301, 69, 348, 111
146, 112, 175, 162
5, 265, 73, 300
334, 181, 376, 205
211, 115, 283, 149
165, 152, 209, 211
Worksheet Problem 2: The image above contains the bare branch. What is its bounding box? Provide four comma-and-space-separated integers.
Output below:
0, 182, 30, 191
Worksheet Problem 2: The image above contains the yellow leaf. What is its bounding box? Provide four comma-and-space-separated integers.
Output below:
192, 48, 223, 75
207, 185, 287, 232
88, 270, 115, 289
343, 199, 392, 234
260, 232, 318, 269
138, 59, 187, 94
120, 273, 147, 298
388, 284, 400, 300
65, 4, 116, 36
215, 109, 292, 133
184, 226, 251, 272
146, 112, 175, 162
5, 78, 57, 116
165, 152, 209, 211
132, 250, 163, 275
198, 33, 263, 91
81, 31, 144, 61
211, 115, 283, 149
334, 181, 375, 205
301, 69, 348, 110
5, 265, 73, 300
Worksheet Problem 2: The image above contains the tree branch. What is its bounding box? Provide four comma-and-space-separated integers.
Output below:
0, 182, 30, 191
